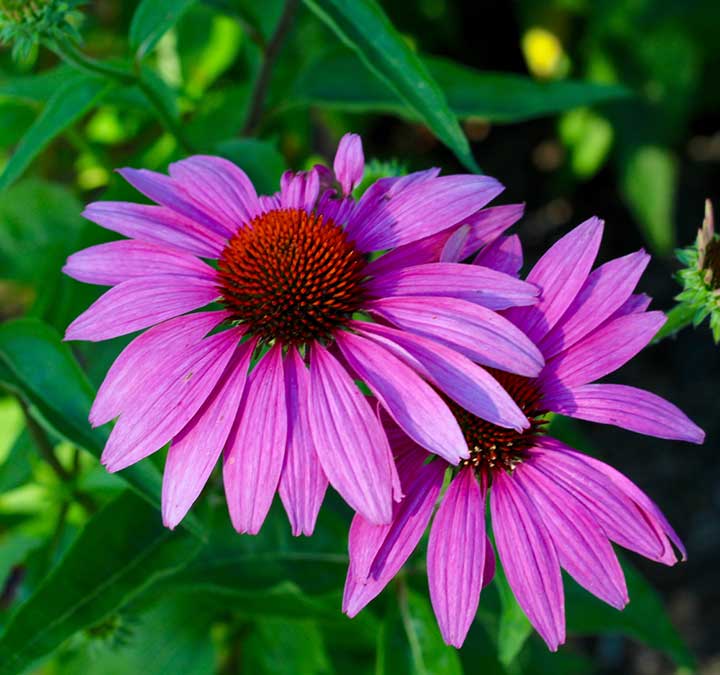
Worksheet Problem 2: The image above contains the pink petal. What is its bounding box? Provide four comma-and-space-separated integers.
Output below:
279, 168, 320, 212
278, 348, 328, 536
90, 310, 230, 427
334, 133, 364, 195
101, 326, 242, 471
307, 343, 396, 525
439, 224, 470, 263
472, 234, 523, 276
336, 331, 467, 464
168, 155, 260, 231
63, 240, 215, 286
427, 468, 487, 648
162, 337, 257, 528
65, 275, 220, 342
610, 293, 652, 319
367, 262, 538, 310
353, 321, 527, 431
539, 250, 650, 358
82, 202, 225, 257
223, 344, 287, 535
541, 311, 666, 389
491, 470, 566, 651
348, 174, 504, 252
542, 383, 704, 443
367, 296, 544, 376
366, 203, 524, 277
505, 217, 604, 343
515, 462, 628, 610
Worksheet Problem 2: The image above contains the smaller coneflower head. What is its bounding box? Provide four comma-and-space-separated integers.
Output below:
675, 199, 720, 342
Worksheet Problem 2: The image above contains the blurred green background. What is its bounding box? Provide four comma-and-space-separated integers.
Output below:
0, 0, 718, 673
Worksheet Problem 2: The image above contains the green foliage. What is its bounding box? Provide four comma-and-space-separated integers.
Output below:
130, 0, 197, 59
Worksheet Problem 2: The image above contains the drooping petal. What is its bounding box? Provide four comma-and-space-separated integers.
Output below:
168, 155, 261, 230
353, 321, 527, 431
162, 337, 257, 528
63, 240, 215, 286
366, 262, 538, 310
541, 311, 666, 389
366, 203, 524, 277
90, 310, 230, 427
343, 460, 445, 617
505, 217, 604, 343
278, 348, 328, 537
348, 174, 504, 252
472, 234, 523, 276
223, 344, 287, 535
65, 275, 219, 342
542, 383, 705, 443
82, 202, 225, 257
530, 438, 678, 564
367, 296, 544, 376
334, 133, 364, 195
539, 250, 650, 358
515, 462, 628, 610
335, 331, 467, 464
118, 167, 230, 237
101, 326, 242, 471
307, 343, 396, 525
427, 468, 487, 648
491, 470, 565, 651
279, 168, 320, 212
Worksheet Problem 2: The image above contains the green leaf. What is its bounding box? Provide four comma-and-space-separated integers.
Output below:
0, 318, 203, 538
0, 428, 33, 493
216, 138, 286, 195
130, 0, 198, 60
0, 490, 201, 675
565, 561, 694, 669
290, 51, 630, 124
0, 66, 76, 105
302, 0, 478, 171
0, 75, 110, 191
495, 565, 533, 668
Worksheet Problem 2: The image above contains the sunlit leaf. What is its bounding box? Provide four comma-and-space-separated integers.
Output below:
494, 564, 533, 668
130, 0, 198, 60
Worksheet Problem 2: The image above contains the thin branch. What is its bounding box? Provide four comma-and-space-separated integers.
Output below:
241, 0, 300, 135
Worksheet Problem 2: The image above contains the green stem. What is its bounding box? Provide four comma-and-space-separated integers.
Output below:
652, 303, 696, 344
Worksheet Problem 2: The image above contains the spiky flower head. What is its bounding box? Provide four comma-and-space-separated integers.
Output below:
0, 0, 83, 62
675, 199, 720, 342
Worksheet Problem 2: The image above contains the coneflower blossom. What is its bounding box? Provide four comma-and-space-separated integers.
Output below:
63, 133, 544, 535
343, 218, 704, 650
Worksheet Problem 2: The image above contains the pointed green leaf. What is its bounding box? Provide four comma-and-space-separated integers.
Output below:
130, 0, 198, 59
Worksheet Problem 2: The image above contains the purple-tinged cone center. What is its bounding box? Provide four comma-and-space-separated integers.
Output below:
449, 370, 547, 476
217, 207, 367, 345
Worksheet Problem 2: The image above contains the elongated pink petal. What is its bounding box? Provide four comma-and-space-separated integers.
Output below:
541, 311, 666, 389
610, 293, 652, 319
428, 468, 487, 648
343, 460, 445, 617
90, 311, 230, 427
162, 337, 257, 528
367, 262, 538, 310
530, 438, 677, 564
542, 383, 704, 443
168, 155, 260, 230
63, 240, 215, 286
101, 327, 242, 471
65, 275, 219, 342
367, 296, 544, 376
539, 250, 650, 358
482, 536, 496, 588
505, 217, 604, 343
473, 234, 523, 276
557, 443, 687, 562
336, 331, 467, 464
439, 224, 470, 263
278, 348, 328, 536
279, 168, 320, 212
353, 321, 527, 431
348, 175, 504, 252
334, 133, 364, 195
366, 204, 524, 277
223, 345, 287, 535
82, 202, 225, 257
515, 462, 628, 609
118, 167, 230, 237
307, 343, 396, 525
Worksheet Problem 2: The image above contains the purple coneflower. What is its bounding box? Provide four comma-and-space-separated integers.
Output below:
343, 218, 704, 650
63, 134, 544, 535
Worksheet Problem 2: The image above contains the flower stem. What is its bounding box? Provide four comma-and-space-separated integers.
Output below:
241, 0, 300, 135
653, 303, 696, 344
